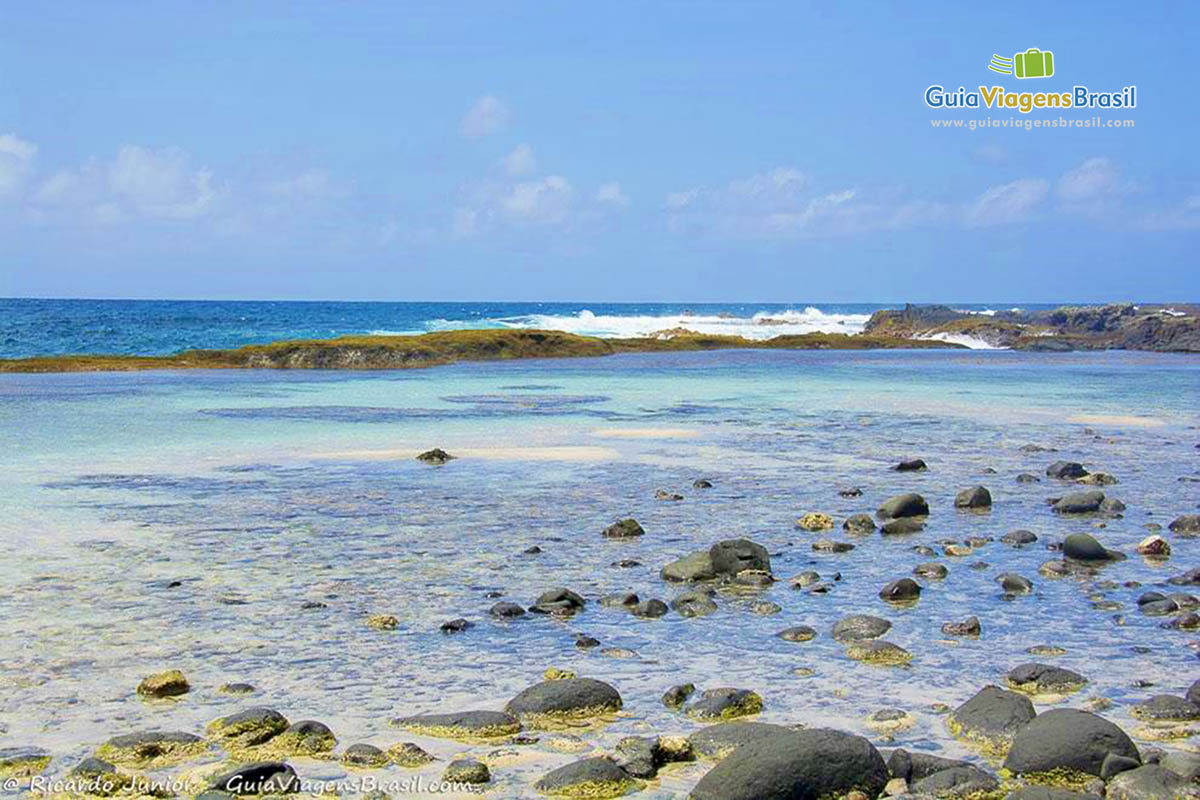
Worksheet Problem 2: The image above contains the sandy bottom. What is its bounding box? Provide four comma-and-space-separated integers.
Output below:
1067, 413, 1166, 428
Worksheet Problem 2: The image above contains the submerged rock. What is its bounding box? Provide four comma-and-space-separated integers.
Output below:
1047, 461, 1089, 479
661, 683, 696, 708
96, 731, 207, 767
843, 513, 877, 534
1002, 529, 1039, 546
1169, 515, 1200, 535
997, 573, 1034, 594
879, 578, 922, 604
895, 458, 928, 472
490, 601, 526, 618
710, 539, 772, 577
877, 493, 929, 519
942, 616, 982, 636
914, 562, 948, 579
671, 589, 718, 617
832, 614, 892, 642
1003, 708, 1140, 777
689, 727, 889, 800
881, 518, 925, 535
0, 747, 51, 777
271, 720, 336, 755
531, 587, 586, 615
846, 640, 912, 666
661, 551, 716, 582
1053, 491, 1106, 515
777, 625, 817, 642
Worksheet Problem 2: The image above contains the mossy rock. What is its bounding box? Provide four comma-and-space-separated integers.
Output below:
534, 756, 638, 798
685, 688, 764, 720
505, 678, 622, 728
263, 720, 336, 756
388, 742, 436, 768
0, 746, 51, 777
391, 710, 521, 742
341, 743, 388, 768
96, 732, 208, 767
136, 670, 190, 699
846, 640, 912, 666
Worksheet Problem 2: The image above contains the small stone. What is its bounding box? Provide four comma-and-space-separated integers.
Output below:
798, 512, 835, 531
442, 758, 490, 784
367, 614, 399, 630
439, 618, 473, 634
942, 616, 981, 636
1136, 535, 1171, 557
137, 670, 189, 699
662, 683, 696, 708
655, 489, 683, 501
416, 448, 455, 464
388, 742, 435, 768
602, 518, 645, 538
895, 458, 928, 471
955, 486, 992, 509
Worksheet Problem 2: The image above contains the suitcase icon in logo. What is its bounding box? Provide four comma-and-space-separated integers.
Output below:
1014, 48, 1054, 78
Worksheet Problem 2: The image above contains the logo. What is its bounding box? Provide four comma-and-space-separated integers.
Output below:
989, 48, 1055, 79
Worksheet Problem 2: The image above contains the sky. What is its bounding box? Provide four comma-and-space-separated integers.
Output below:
1, 1, 1197, 302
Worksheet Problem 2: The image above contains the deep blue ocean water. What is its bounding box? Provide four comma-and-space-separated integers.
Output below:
0, 298, 1060, 358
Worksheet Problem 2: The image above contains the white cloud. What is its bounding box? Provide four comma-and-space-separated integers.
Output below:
267, 169, 341, 201
1142, 195, 1200, 231
966, 178, 1049, 226
1057, 157, 1121, 205
108, 146, 217, 219
501, 144, 536, 177
461, 95, 509, 138
595, 181, 628, 206
500, 175, 573, 224
0, 133, 37, 198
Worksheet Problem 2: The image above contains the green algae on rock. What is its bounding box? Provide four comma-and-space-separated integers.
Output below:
390, 710, 521, 742
95, 732, 209, 768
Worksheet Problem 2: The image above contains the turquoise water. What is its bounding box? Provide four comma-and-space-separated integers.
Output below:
2, 349, 1199, 796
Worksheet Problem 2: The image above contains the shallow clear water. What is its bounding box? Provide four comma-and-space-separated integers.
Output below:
2, 349, 1199, 797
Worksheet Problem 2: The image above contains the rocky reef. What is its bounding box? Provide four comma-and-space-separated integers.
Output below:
864, 303, 1200, 352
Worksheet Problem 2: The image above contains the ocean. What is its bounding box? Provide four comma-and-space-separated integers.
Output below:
0, 298, 1052, 358
1, 299, 1198, 797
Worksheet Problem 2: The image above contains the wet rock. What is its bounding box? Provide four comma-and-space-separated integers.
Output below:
1007, 663, 1087, 695
710, 539, 771, 577
1160, 751, 1200, 781
671, 589, 718, 617
613, 736, 659, 778
530, 587, 586, 615
137, 670, 189, 699
662, 683, 696, 708
269, 720, 336, 756
948, 685, 1036, 753
1005, 790, 1102, 800
798, 512, 835, 531
388, 741, 436, 767
812, 538, 855, 553
0, 746, 51, 777
997, 573, 1034, 594
914, 562, 948, 579
846, 640, 912, 666
534, 756, 634, 797
1169, 515, 1200, 535
1063, 533, 1122, 561
942, 616, 981, 636
661, 550, 716, 582
655, 489, 684, 501
832, 614, 892, 642
96, 731, 207, 767
504, 678, 622, 725
1188, 679, 1200, 707
879, 578, 921, 604
1168, 568, 1200, 586
912, 765, 999, 797
751, 600, 782, 615
574, 634, 600, 649
341, 743, 388, 768
1047, 461, 1089, 479
391, 710, 521, 741
1130, 694, 1200, 723
895, 458, 928, 472
955, 486, 993, 509
790, 570, 821, 588
1003, 708, 1139, 777
209, 761, 298, 795
843, 513, 877, 534
631, 599, 669, 618
1101, 753, 1143, 780
1053, 491, 1106, 514
490, 601, 526, 618
602, 518, 644, 538
220, 683, 256, 695
600, 592, 639, 608
733, 569, 775, 587
882, 518, 925, 535
416, 448, 454, 464
777, 625, 817, 642
443, 758, 490, 784
1136, 536, 1171, 557
877, 493, 929, 519
611, 558, 640, 568
693, 478, 713, 489
687, 721, 794, 759
1002, 530, 1039, 546
439, 618, 473, 634
685, 688, 764, 720
207, 708, 289, 748
1107, 764, 1200, 800
839, 487, 863, 498
1017, 473, 1042, 483
886, 749, 973, 782
689, 727, 889, 800
1078, 472, 1119, 486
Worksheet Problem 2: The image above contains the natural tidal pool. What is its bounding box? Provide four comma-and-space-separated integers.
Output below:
2, 348, 1199, 797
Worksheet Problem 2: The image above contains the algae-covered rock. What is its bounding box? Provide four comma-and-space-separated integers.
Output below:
534, 756, 636, 798
443, 758, 490, 784
206, 708, 289, 749
137, 670, 190, 699
96, 731, 208, 767
831, 614, 891, 643
661, 551, 716, 582
877, 493, 929, 519
846, 640, 912, 666
0, 746, 51, 777
504, 678, 622, 727
1006, 663, 1087, 696
341, 743, 388, 767
947, 685, 1036, 755
684, 688, 763, 720
268, 720, 336, 755
602, 518, 644, 538
387, 742, 436, 767
391, 710, 520, 741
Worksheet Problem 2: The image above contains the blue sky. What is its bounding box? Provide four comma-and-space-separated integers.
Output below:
1, 1, 1196, 302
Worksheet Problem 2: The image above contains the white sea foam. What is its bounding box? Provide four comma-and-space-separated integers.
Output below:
425, 307, 871, 341
916, 331, 1003, 350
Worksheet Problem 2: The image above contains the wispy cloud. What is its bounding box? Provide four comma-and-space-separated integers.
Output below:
461, 95, 509, 139
965, 178, 1049, 227
501, 144, 536, 177
0, 133, 37, 198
